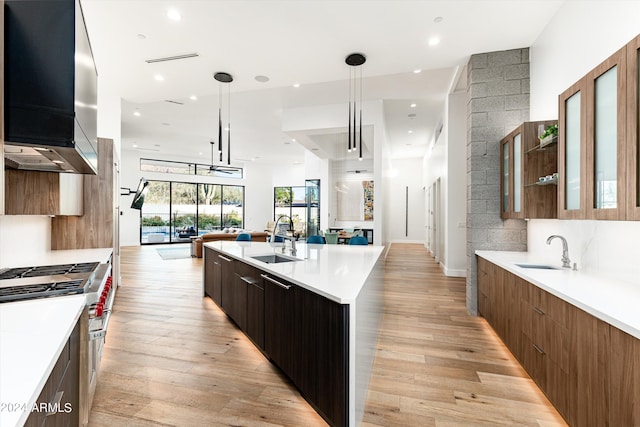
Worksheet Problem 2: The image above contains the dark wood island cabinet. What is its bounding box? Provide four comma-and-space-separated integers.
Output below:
202, 242, 382, 427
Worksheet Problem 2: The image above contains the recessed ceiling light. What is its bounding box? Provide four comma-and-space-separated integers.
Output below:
198, 152, 203, 155
190, 95, 197, 101
255, 75, 270, 83
406, 143, 413, 146
413, 69, 422, 74
434, 16, 443, 23
408, 113, 416, 118
52, 160, 64, 164
284, 141, 291, 145
154, 74, 165, 82
311, 148, 319, 151
293, 83, 300, 88
224, 126, 230, 131
167, 9, 181, 21
410, 103, 417, 108
161, 123, 170, 126
132, 143, 138, 148
154, 144, 161, 147
408, 130, 413, 134
428, 37, 441, 46
133, 111, 141, 117
137, 33, 146, 40
291, 138, 296, 142
293, 161, 302, 165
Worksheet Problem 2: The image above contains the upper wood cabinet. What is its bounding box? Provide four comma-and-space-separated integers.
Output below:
4, 169, 83, 215
500, 120, 557, 219
627, 34, 640, 220
51, 138, 118, 249
559, 34, 640, 221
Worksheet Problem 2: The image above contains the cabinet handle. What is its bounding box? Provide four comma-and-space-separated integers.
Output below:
218, 254, 232, 262
533, 306, 545, 315
241, 276, 258, 285
533, 343, 545, 355
46, 391, 64, 416
261, 274, 291, 290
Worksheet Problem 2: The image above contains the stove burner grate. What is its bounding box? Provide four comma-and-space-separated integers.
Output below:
0, 262, 99, 280
0, 279, 86, 302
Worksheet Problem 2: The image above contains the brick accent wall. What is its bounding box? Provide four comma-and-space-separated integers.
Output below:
466, 48, 530, 314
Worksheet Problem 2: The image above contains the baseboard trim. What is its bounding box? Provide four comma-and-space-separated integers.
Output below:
442, 265, 466, 277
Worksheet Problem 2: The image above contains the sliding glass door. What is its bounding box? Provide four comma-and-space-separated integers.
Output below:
140, 180, 244, 244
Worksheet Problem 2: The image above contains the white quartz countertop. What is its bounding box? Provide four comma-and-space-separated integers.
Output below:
476, 250, 640, 340
205, 241, 384, 304
0, 295, 86, 427
1, 247, 113, 269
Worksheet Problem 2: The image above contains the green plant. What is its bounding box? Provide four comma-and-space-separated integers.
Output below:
539, 123, 558, 140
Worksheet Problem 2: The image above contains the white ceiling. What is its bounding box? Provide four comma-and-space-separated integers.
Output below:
81, 0, 564, 166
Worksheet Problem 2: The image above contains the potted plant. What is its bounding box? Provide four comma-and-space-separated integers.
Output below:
539, 123, 558, 146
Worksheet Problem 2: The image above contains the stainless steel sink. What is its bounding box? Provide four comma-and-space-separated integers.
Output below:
251, 254, 300, 264
515, 263, 561, 270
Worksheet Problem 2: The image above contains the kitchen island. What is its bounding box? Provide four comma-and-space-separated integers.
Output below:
203, 241, 385, 427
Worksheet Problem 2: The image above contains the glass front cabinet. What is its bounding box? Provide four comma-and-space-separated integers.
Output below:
500, 120, 558, 219
559, 35, 640, 221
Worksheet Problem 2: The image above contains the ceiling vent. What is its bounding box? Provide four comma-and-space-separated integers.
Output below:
145, 53, 199, 63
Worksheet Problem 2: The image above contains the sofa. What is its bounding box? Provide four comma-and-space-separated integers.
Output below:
192, 231, 269, 258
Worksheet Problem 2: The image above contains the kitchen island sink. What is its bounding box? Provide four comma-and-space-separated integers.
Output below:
250, 254, 300, 264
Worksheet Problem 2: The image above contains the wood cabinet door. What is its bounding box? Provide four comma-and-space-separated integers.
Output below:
569, 308, 611, 427
585, 46, 627, 220
610, 327, 640, 427
219, 253, 235, 314
232, 273, 248, 331
558, 79, 588, 219
264, 274, 297, 378
627, 34, 640, 220
246, 279, 265, 350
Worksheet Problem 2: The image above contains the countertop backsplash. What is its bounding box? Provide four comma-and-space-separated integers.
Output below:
0, 215, 51, 268
527, 218, 640, 286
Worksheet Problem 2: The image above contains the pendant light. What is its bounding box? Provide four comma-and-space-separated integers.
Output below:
214, 72, 233, 165
346, 53, 366, 160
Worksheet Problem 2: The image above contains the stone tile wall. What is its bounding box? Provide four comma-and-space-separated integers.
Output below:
466, 48, 530, 314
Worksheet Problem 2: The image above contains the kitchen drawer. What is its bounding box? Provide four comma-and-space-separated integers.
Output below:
520, 280, 572, 328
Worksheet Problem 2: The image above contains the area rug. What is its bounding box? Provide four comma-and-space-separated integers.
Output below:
156, 246, 192, 260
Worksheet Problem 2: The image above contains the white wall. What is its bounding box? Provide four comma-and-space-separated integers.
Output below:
528, 1, 640, 284
422, 90, 467, 277
444, 91, 467, 276
0, 216, 51, 267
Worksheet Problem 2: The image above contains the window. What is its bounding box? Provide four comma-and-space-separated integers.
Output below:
140, 179, 244, 244
273, 186, 308, 238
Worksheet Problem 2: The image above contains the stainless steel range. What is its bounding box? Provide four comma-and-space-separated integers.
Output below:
0, 258, 116, 426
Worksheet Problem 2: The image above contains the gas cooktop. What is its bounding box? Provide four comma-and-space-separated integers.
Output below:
0, 262, 100, 303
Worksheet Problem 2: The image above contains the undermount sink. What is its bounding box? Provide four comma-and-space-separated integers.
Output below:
515, 263, 561, 270
251, 254, 300, 264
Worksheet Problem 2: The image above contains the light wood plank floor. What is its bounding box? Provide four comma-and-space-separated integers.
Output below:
88, 243, 566, 426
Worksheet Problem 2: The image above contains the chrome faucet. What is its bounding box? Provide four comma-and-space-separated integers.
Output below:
546, 235, 571, 268
272, 215, 297, 256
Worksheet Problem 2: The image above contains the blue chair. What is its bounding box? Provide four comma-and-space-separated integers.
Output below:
236, 233, 252, 241
306, 235, 325, 244
270, 235, 284, 243
348, 236, 369, 245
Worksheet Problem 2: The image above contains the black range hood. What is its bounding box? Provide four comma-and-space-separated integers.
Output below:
4, 0, 98, 174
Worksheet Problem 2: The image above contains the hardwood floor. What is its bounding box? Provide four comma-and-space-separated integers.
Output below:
88, 243, 566, 426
